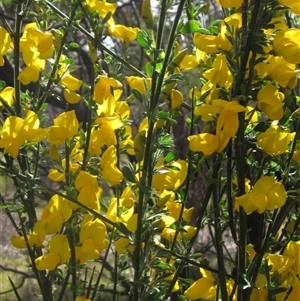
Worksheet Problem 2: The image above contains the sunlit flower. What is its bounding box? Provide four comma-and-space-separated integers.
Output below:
108, 20, 139, 41
188, 133, 219, 156
292, 143, 300, 162
216, 0, 243, 9
257, 125, 295, 156
273, 28, 300, 64
219, 13, 242, 50
35, 234, 70, 271
77, 215, 108, 262
257, 84, 284, 120
0, 110, 45, 158
41, 194, 73, 234
194, 33, 224, 53
203, 54, 233, 88
86, 0, 117, 17
235, 176, 287, 214
125, 76, 152, 94
18, 65, 40, 85
278, 0, 300, 14
75, 171, 102, 212
184, 268, 216, 300
283, 240, 300, 275
171, 89, 183, 108
0, 86, 14, 108
94, 75, 122, 104
180, 49, 206, 70
17, 22, 53, 84
266, 56, 299, 89
100, 145, 123, 185
152, 158, 188, 191
0, 26, 11, 66
216, 99, 246, 152
11, 220, 46, 249
46, 110, 78, 145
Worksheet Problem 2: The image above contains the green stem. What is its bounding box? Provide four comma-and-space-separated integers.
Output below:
151, 0, 186, 112
212, 169, 228, 301
236, 112, 247, 301
13, 4, 23, 117
226, 140, 237, 243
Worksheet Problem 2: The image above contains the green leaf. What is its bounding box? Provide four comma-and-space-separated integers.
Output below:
65, 42, 79, 49
157, 110, 170, 119
137, 30, 150, 48
132, 89, 144, 103
163, 73, 184, 86
179, 20, 201, 34
164, 152, 176, 164
114, 222, 130, 236
122, 166, 137, 183
145, 62, 153, 77
102, 11, 112, 24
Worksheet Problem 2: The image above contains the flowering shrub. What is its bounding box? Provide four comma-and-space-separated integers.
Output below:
0, 0, 299, 301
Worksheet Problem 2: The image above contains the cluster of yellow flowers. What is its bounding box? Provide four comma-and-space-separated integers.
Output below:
0, 0, 299, 300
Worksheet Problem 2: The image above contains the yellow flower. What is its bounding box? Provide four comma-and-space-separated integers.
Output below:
60, 73, 83, 91
166, 201, 194, 222
64, 89, 81, 104
0, 26, 11, 66
78, 215, 108, 261
257, 126, 295, 156
292, 143, 300, 162
152, 158, 188, 191
266, 56, 299, 89
278, 0, 300, 14
94, 75, 122, 104
108, 20, 139, 41
0, 86, 14, 108
86, 0, 117, 17
75, 296, 91, 301
171, 89, 183, 108
41, 194, 73, 235
180, 49, 206, 70
193, 33, 224, 53
203, 54, 233, 89
0, 111, 45, 158
35, 234, 70, 271
46, 110, 78, 145
18, 65, 40, 85
283, 240, 300, 275
273, 29, 300, 64
18, 22, 53, 83
114, 237, 135, 253
100, 145, 123, 185
184, 268, 216, 300
194, 103, 222, 121
215, 99, 246, 152
235, 176, 287, 214
188, 133, 219, 156
105, 197, 134, 226
216, 0, 243, 9
219, 13, 242, 51
257, 84, 284, 120
75, 171, 102, 212
48, 158, 80, 182
125, 76, 152, 94
11, 220, 46, 249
